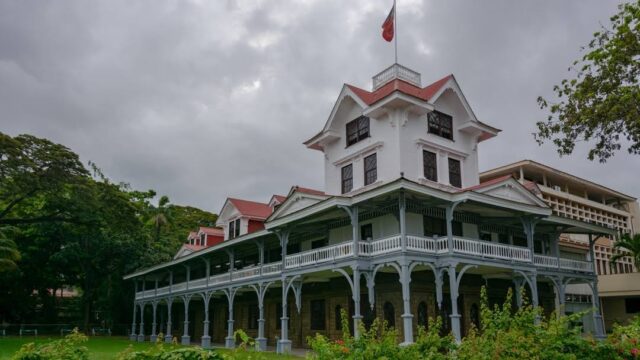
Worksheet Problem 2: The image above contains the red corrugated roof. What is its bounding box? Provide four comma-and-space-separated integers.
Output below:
228, 198, 272, 219
198, 227, 224, 236
461, 174, 513, 192
272, 195, 287, 203
292, 186, 325, 196
183, 244, 204, 251
346, 74, 452, 106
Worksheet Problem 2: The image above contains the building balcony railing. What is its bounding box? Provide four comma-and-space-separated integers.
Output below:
135, 235, 594, 300
534, 254, 594, 272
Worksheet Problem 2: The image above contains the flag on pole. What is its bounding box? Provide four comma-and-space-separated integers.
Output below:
381, 2, 395, 42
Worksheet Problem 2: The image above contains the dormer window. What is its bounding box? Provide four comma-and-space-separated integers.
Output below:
200, 233, 206, 246
228, 218, 241, 239
427, 111, 453, 140
346, 116, 370, 146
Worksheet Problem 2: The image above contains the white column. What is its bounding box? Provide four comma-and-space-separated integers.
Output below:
255, 284, 268, 351
150, 302, 158, 342
400, 262, 413, 345
352, 268, 362, 339
137, 303, 145, 342
448, 265, 462, 343
164, 298, 173, 343
130, 301, 138, 341
225, 289, 236, 348
201, 293, 211, 348
278, 280, 292, 353
181, 296, 191, 345
399, 194, 407, 252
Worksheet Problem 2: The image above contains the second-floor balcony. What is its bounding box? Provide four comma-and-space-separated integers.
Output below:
135, 234, 594, 300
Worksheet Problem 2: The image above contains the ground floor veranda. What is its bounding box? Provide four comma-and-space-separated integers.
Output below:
129, 261, 603, 352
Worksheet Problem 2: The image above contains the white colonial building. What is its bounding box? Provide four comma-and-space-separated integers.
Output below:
124, 64, 616, 353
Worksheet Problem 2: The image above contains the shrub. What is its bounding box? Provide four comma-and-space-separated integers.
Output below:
607, 316, 640, 359
307, 287, 640, 360
116, 333, 222, 360
12, 328, 89, 360
307, 308, 454, 359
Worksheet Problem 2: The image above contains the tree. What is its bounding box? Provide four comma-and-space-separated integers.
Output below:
146, 195, 172, 244
0, 132, 89, 225
610, 233, 640, 269
535, 0, 640, 162
0, 228, 20, 272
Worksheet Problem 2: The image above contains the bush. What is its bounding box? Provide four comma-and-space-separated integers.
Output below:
307, 287, 640, 360
12, 328, 89, 360
307, 309, 454, 359
607, 316, 640, 359
116, 334, 222, 360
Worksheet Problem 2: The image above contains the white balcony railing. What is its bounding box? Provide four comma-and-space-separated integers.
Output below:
136, 235, 595, 300
533, 255, 559, 268
559, 258, 594, 272
451, 236, 532, 262
365, 235, 402, 256
285, 241, 354, 269
533, 254, 593, 272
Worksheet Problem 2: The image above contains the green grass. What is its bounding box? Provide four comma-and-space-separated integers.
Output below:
0, 337, 301, 360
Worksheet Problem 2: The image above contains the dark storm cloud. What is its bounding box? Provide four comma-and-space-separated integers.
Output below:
1, 0, 637, 212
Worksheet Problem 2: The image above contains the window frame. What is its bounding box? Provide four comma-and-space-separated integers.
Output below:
363, 153, 377, 186
228, 220, 235, 239
346, 116, 370, 147
448, 158, 462, 188
341, 164, 353, 194
427, 111, 453, 141
423, 150, 438, 182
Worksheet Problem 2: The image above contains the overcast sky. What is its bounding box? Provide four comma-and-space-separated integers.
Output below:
1, 0, 638, 212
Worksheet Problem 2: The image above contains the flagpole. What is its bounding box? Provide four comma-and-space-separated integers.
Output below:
394, 0, 398, 64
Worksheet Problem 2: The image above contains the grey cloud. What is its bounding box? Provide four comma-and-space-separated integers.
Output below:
1, 0, 637, 213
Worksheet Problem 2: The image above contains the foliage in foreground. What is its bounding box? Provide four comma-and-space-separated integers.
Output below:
11, 328, 89, 360
535, 0, 640, 162
307, 287, 640, 360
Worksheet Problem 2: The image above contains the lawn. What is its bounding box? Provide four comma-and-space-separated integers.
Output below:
0, 336, 301, 360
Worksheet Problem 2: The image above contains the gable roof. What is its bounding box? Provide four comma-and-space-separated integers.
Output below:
346, 74, 452, 106
290, 186, 325, 197
461, 175, 549, 208
227, 198, 273, 219
198, 227, 224, 236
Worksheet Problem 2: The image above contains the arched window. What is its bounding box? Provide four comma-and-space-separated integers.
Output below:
417, 301, 428, 328
470, 303, 480, 330
335, 305, 343, 330
383, 301, 395, 328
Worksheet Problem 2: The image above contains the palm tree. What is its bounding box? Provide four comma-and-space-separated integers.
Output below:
147, 195, 173, 243
0, 228, 20, 272
610, 233, 640, 270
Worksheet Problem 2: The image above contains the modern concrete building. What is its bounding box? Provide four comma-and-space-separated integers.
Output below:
480, 160, 640, 331
124, 64, 613, 352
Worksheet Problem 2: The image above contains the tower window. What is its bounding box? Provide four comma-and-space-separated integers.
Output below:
364, 153, 377, 186
448, 158, 462, 188
427, 111, 453, 140
423, 150, 438, 182
341, 164, 353, 194
346, 116, 370, 146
